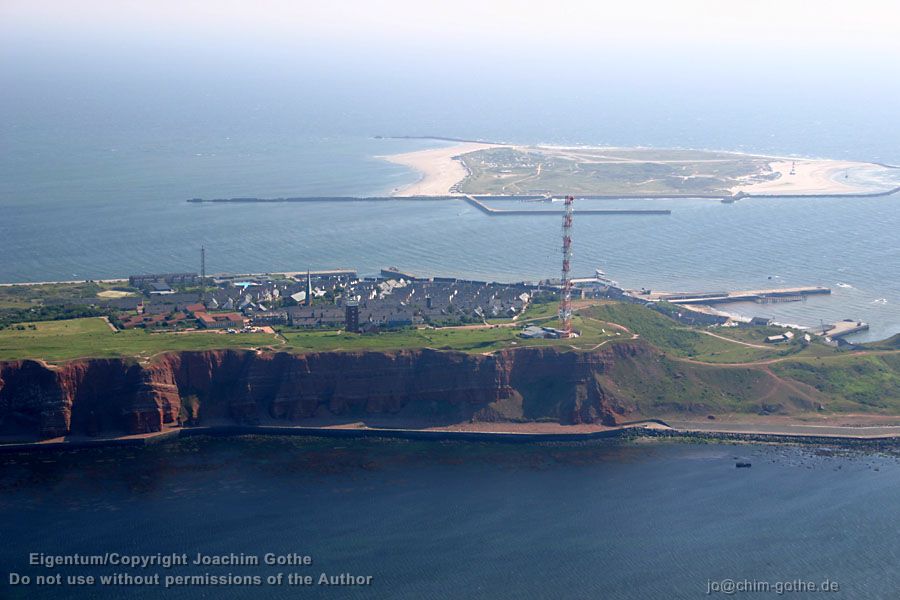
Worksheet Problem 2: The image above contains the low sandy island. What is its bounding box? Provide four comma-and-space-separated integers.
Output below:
380, 142, 504, 196
380, 140, 900, 197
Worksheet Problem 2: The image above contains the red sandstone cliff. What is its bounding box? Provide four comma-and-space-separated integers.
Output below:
0, 346, 642, 440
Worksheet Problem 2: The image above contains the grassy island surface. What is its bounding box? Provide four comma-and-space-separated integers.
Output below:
2, 299, 900, 427
384, 140, 900, 198
0, 298, 861, 363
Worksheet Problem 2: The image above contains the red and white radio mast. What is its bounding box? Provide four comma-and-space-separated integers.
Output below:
558, 195, 575, 337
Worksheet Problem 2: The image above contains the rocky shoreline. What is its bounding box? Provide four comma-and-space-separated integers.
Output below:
4, 420, 900, 455
4, 346, 900, 455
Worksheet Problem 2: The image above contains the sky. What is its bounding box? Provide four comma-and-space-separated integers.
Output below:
3, 0, 899, 65
3, 0, 897, 107
2, 1, 899, 154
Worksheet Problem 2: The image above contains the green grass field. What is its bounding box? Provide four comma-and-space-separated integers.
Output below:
0, 281, 137, 309
860, 333, 900, 351
0, 301, 843, 365
772, 353, 900, 411
281, 326, 516, 353
6, 309, 900, 437
280, 313, 615, 354
582, 302, 822, 363
457, 147, 771, 196
0, 311, 619, 361
4, 307, 900, 417
0, 318, 280, 362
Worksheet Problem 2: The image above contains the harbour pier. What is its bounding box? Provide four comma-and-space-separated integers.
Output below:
819, 320, 870, 339
462, 195, 671, 216
186, 195, 672, 216
637, 286, 832, 306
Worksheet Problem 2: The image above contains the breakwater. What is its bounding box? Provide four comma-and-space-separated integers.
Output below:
186, 196, 672, 216
187, 196, 458, 203
186, 184, 900, 213
648, 286, 831, 305
746, 185, 900, 199
462, 195, 671, 216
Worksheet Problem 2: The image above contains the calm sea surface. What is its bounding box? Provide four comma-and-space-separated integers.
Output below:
3, 56, 900, 339
1, 436, 898, 600
4, 30, 900, 600
2, 129, 899, 340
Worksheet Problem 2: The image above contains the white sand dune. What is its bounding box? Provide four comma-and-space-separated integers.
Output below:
379, 142, 505, 196
732, 159, 899, 196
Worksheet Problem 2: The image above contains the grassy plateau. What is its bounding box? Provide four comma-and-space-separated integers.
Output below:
4, 301, 900, 419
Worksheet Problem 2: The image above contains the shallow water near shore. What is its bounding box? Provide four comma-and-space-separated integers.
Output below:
2, 132, 899, 340
2, 436, 899, 599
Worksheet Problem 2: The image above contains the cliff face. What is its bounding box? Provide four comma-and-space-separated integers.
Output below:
0, 346, 642, 440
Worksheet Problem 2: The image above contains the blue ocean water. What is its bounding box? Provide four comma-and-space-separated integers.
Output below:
2, 69, 899, 340
3, 144, 898, 339
4, 28, 900, 600
1, 437, 898, 600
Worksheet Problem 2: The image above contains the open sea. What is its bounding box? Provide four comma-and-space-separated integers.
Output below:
2, 112, 899, 340
0, 11, 900, 600
3, 36, 900, 600
2, 436, 899, 600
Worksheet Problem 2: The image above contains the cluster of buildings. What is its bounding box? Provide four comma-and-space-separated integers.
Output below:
245, 269, 539, 332
50, 269, 559, 333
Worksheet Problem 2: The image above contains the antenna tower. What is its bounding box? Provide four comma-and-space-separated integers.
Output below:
200, 246, 206, 303
558, 195, 575, 337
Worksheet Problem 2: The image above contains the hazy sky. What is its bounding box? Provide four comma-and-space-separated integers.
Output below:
3, 1, 897, 103
3, 1, 898, 61
2, 1, 898, 153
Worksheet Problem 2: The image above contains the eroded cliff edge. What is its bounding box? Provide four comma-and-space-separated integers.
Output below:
0, 346, 645, 440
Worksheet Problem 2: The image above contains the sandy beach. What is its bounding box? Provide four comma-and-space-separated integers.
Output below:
380, 142, 506, 196
381, 140, 900, 198
731, 159, 897, 195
